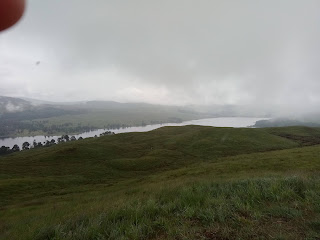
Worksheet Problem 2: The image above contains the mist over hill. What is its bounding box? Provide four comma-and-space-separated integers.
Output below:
0, 96, 33, 113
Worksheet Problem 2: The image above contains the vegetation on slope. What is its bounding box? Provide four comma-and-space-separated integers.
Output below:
1, 126, 320, 239
0, 97, 211, 137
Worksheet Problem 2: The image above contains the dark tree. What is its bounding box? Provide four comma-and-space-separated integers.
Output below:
12, 144, 20, 152
63, 135, 70, 142
78, 137, 83, 140
22, 142, 30, 150
70, 136, 76, 141
100, 131, 115, 136
0, 146, 10, 155
50, 139, 56, 144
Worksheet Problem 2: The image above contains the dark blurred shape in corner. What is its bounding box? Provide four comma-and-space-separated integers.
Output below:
0, 0, 25, 32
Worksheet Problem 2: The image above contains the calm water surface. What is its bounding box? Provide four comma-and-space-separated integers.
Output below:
0, 117, 267, 149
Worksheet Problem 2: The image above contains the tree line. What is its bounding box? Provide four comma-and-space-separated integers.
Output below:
0, 120, 95, 137
0, 131, 115, 156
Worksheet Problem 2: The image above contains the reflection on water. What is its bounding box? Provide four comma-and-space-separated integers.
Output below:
0, 117, 267, 149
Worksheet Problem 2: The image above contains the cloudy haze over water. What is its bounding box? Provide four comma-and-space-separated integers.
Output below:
1, 0, 320, 111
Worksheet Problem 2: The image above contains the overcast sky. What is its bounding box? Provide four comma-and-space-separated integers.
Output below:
1, 0, 320, 109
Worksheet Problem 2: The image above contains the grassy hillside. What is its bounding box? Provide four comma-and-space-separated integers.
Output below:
1, 126, 320, 239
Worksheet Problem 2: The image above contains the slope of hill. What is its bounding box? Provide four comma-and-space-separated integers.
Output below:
1, 126, 320, 239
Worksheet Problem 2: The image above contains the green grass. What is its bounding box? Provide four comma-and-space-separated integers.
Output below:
30, 177, 320, 240
1, 126, 320, 239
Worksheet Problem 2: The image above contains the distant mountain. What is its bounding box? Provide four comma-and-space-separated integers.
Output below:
20, 97, 87, 106
0, 96, 274, 117
184, 104, 272, 118
0, 96, 211, 137
20, 97, 57, 106
78, 100, 136, 109
253, 116, 320, 128
5, 96, 309, 137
